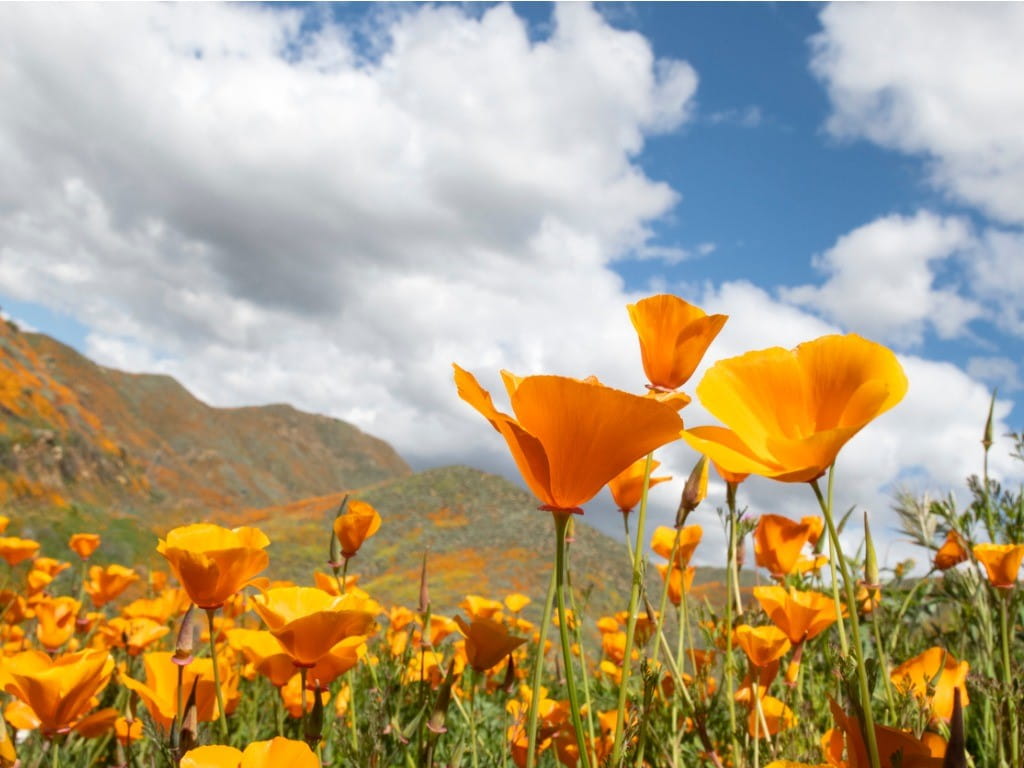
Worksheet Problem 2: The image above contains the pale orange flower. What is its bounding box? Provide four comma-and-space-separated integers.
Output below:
682, 334, 907, 483
890, 647, 969, 723
754, 515, 820, 578
333, 500, 382, 559
734, 624, 792, 668
85, 564, 140, 608
1, 649, 114, 736
650, 525, 703, 567
157, 524, 270, 610
607, 457, 672, 513
454, 365, 683, 512
627, 294, 727, 391
753, 586, 841, 644
68, 534, 101, 561
972, 543, 1024, 588
454, 615, 527, 673
252, 587, 376, 667
0, 537, 40, 566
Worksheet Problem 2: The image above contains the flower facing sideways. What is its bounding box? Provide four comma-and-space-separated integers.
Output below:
682, 334, 907, 483
453, 365, 683, 512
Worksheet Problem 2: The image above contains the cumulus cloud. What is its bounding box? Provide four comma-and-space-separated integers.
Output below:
782, 211, 980, 347
811, 3, 1024, 226
967, 357, 1022, 395
0, 3, 1018, 572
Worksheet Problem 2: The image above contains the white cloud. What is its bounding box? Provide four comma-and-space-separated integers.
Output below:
0, 3, 1018, 575
707, 105, 763, 128
782, 211, 980, 347
811, 3, 1024, 226
967, 357, 1022, 395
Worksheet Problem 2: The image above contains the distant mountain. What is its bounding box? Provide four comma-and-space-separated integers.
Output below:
0, 318, 647, 617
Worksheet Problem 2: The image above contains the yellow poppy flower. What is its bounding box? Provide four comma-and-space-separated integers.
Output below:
157, 524, 270, 610
682, 334, 907, 482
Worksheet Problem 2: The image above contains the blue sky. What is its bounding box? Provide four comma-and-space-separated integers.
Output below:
1, 2, 1022, 562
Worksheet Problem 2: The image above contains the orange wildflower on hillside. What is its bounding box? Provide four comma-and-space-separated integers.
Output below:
453, 365, 683, 512
933, 531, 968, 571
0, 537, 40, 566
607, 456, 672, 513
68, 533, 101, 560
251, 587, 376, 667
682, 334, 907, 482
85, 564, 140, 608
972, 543, 1024, 588
454, 615, 527, 673
753, 586, 841, 645
180, 738, 319, 768
1, 649, 114, 736
157, 524, 270, 610
627, 294, 727, 392
332, 500, 382, 559
890, 647, 969, 723
754, 515, 822, 579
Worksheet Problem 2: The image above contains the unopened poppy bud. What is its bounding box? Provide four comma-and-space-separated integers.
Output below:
173, 605, 197, 666
501, 655, 517, 694
863, 513, 880, 589
678, 455, 709, 525
328, 496, 349, 569
426, 663, 456, 734
305, 684, 325, 747
982, 390, 996, 452
418, 548, 430, 615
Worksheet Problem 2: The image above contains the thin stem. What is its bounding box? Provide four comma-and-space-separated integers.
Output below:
468, 669, 480, 768
814, 478, 848, 657
610, 453, 654, 766
205, 608, 229, 740
554, 512, 592, 768
525, 563, 557, 768
812, 472, 881, 768
566, 520, 598, 763
723, 482, 740, 766
999, 590, 1019, 766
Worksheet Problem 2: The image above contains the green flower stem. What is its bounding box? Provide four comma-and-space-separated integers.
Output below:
565, 520, 598, 762
205, 607, 230, 740
812, 473, 881, 768
525, 562, 557, 768
869, 607, 896, 720
650, 524, 685, 669
999, 589, 1019, 767
610, 453, 654, 766
468, 669, 480, 768
723, 482, 740, 766
553, 511, 592, 768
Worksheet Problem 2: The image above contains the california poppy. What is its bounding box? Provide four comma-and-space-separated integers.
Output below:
180, 738, 319, 768
332, 500, 382, 559
68, 534, 101, 561
734, 624, 792, 668
0, 537, 40, 566
754, 515, 820, 579
682, 334, 908, 482
654, 563, 695, 606
934, 531, 968, 571
251, 587, 376, 667
33, 596, 80, 652
120, 651, 234, 730
85, 564, 140, 608
830, 698, 944, 768
748, 696, 796, 739
454, 615, 527, 673
454, 365, 683, 512
650, 525, 703, 567
2, 649, 114, 736
157, 524, 270, 610
627, 294, 727, 391
753, 586, 841, 644
608, 457, 672, 513
972, 543, 1024, 588
890, 647, 969, 723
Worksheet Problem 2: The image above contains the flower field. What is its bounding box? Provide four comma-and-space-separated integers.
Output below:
0, 293, 1021, 768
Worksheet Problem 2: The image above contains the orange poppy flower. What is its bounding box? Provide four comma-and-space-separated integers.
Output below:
607, 457, 672, 513
461, 595, 504, 622
33, 596, 80, 652
454, 615, 528, 673
85, 564, 140, 608
933, 531, 968, 571
305, 635, 367, 689
252, 587, 376, 667
627, 294, 728, 391
333, 500, 382, 559
972, 543, 1024, 588
157, 524, 270, 610
890, 647, 969, 723
830, 698, 944, 767
453, 365, 683, 512
280, 673, 330, 717
226, 628, 296, 687
96, 617, 170, 656
681, 334, 908, 483
655, 563, 695, 606
68, 534, 101, 561
754, 515, 820, 578
180, 738, 320, 768
504, 593, 532, 614
0, 537, 40, 566
114, 716, 143, 747
734, 624, 792, 668
749, 696, 797, 739
651, 525, 703, 567
120, 651, 233, 730
1, 649, 114, 736
753, 586, 841, 644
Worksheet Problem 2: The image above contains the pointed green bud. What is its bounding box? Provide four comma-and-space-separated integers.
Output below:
982, 390, 997, 452
329, 495, 350, 568
676, 455, 709, 526
863, 512, 880, 589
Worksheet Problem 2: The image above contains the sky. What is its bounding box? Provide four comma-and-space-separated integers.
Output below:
2, 2, 1023, 570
